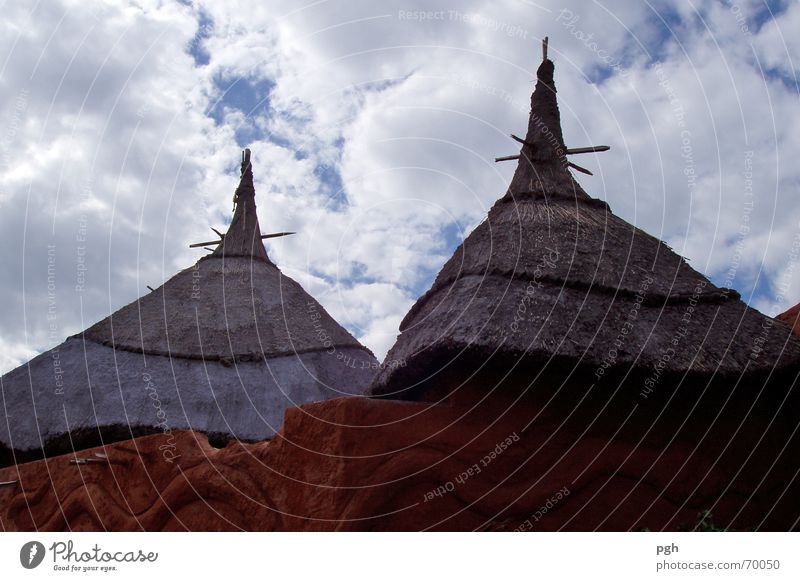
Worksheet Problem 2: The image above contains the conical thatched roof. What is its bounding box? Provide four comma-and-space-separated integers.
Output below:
1, 150, 376, 462
371, 46, 800, 399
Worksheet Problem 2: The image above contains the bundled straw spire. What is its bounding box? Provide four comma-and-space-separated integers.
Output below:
211, 148, 271, 262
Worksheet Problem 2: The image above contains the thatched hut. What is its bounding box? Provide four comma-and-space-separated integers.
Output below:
1, 150, 376, 464
371, 46, 800, 403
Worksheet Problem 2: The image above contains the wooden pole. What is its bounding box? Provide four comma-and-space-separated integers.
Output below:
189, 240, 223, 248
261, 232, 296, 240
542, 36, 548, 61
566, 145, 610, 154
568, 161, 593, 175
511, 134, 535, 147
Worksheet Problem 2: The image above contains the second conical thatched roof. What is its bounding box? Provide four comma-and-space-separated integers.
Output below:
371, 48, 800, 399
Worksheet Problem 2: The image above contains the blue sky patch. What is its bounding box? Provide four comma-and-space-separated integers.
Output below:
188, 9, 213, 66
207, 75, 276, 146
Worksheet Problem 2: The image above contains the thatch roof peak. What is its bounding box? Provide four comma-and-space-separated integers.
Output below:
236, 147, 256, 200
504, 38, 594, 202
209, 148, 271, 263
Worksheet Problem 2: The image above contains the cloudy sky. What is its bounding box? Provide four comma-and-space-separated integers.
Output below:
0, 0, 797, 373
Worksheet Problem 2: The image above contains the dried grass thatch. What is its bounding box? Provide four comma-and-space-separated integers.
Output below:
1, 151, 376, 458
371, 56, 800, 399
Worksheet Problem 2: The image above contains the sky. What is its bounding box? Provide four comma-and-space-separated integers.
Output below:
0, 0, 798, 373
